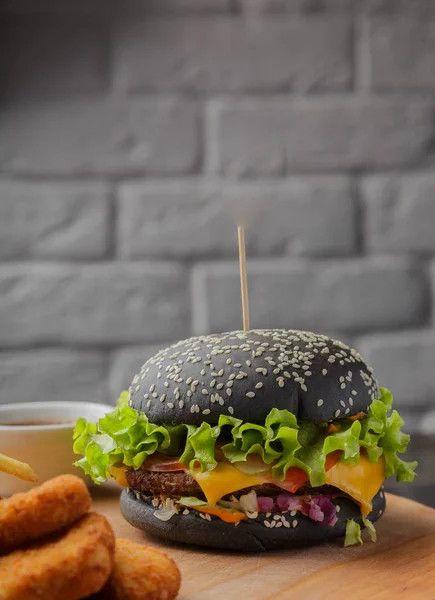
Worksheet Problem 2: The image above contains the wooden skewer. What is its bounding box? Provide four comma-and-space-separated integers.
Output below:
237, 226, 250, 332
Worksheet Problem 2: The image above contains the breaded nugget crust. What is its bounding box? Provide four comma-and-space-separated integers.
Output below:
0, 474, 91, 554
0, 512, 114, 600
91, 539, 181, 600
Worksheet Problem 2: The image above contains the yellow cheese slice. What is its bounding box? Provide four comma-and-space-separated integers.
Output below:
325, 454, 385, 516
190, 454, 385, 516
109, 465, 130, 487
189, 462, 267, 506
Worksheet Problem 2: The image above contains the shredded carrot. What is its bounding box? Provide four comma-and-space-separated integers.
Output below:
195, 506, 248, 524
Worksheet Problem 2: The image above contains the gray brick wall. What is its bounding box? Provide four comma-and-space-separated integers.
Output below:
1, 0, 435, 456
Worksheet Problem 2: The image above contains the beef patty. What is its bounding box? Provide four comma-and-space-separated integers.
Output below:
125, 469, 338, 499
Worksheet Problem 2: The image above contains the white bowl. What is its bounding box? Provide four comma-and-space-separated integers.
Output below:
0, 401, 113, 497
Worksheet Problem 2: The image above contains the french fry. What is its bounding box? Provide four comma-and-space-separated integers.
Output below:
0, 453, 38, 482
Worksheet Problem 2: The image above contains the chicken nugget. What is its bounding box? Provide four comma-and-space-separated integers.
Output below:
90, 539, 181, 600
0, 512, 114, 600
0, 474, 91, 554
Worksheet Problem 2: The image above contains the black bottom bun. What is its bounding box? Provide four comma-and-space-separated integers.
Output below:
120, 488, 386, 552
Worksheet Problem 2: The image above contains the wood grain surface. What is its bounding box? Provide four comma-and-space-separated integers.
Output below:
92, 486, 435, 600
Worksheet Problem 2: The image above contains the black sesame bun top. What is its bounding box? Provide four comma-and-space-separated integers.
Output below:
128, 330, 379, 425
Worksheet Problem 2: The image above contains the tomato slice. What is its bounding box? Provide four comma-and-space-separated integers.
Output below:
264, 467, 308, 493
141, 453, 186, 472
347, 412, 365, 421
327, 423, 341, 434
325, 450, 342, 471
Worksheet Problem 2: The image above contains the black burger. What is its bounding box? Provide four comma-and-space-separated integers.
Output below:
74, 329, 417, 551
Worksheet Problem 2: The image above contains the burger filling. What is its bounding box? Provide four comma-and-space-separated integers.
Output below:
73, 387, 416, 532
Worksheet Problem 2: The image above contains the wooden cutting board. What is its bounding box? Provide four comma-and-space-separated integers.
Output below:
92, 486, 435, 600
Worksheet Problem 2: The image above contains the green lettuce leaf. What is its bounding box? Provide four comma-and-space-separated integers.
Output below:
73, 387, 417, 488
344, 520, 363, 547
177, 496, 209, 508
362, 517, 377, 542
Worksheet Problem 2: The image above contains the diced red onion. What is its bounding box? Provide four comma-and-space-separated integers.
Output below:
276, 494, 304, 512
307, 496, 338, 527
257, 497, 275, 512
308, 501, 324, 523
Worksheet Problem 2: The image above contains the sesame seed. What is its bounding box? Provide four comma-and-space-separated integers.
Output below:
160, 394, 166, 402
339, 377, 345, 383
246, 392, 256, 398
179, 400, 184, 408
200, 369, 206, 376
336, 505, 341, 513
227, 380, 234, 388
218, 396, 225, 406
292, 520, 298, 528
283, 521, 290, 528
305, 371, 312, 377
202, 389, 209, 395
216, 383, 224, 390
167, 402, 174, 409
228, 406, 234, 415
340, 383, 346, 390
234, 363, 242, 368
264, 521, 271, 528
273, 515, 281, 521
340, 400, 346, 407
255, 382, 264, 389
290, 510, 297, 516
334, 409, 341, 418
150, 384, 156, 392
203, 409, 211, 415
275, 522, 283, 528
146, 400, 151, 408
187, 390, 192, 398
270, 521, 276, 528
210, 380, 216, 388
317, 399, 323, 407
322, 369, 328, 376
183, 509, 190, 516
351, 390, 357, 396
152, 393, 158, 399
226, 358, 232, 365
218, 369, 224, 377
349, 398, 354, 406
144, 393, 149, 400
226, 388, 232, 397
301, 384, 308, 392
